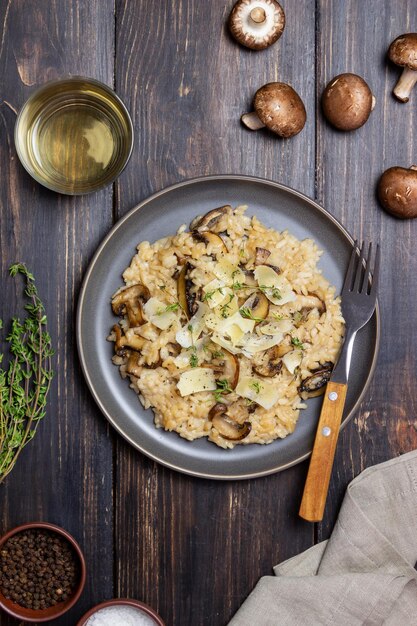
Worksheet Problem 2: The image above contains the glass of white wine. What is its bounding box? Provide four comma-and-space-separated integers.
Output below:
15, 77, 134, 195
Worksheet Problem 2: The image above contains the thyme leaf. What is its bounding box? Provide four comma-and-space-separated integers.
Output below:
220, 294, 234, 318
250, 380, 263, 394
259, 285, 282, 300
189, 349, 198, 368
0, 264, 54, 484
291, 336, 304, 349
213, 378, 233, 401
202, 287, 223, 302
156, 302, 180, 315
239, 307, 263, 322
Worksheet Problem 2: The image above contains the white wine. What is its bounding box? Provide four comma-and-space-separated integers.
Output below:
15, 78, 133, 195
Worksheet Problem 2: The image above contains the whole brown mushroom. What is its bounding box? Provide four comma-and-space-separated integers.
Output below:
229, 0, 285, 50
377, 165, 417, 219
241, 82, 306, 138
321, 73, 375, 131
388, 34, 417, 102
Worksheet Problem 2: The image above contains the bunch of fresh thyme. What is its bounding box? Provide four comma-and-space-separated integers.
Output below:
0, 264, 54, 483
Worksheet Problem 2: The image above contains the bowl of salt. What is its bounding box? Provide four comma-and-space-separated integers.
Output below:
76, 598, 165, 626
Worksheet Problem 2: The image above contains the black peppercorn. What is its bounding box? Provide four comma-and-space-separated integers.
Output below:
0, 529, 79, 610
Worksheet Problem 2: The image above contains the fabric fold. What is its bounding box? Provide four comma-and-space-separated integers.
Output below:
228, 450, 417, 626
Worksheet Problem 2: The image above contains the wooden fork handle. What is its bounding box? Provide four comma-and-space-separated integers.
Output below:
299, 381, 348, 522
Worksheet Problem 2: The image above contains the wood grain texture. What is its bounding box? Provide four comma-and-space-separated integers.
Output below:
0, 1, 416, 625
299, 382, 348, 522
0, 1, 115, 624
114, 1, 316, 624
315, 0, 417, 541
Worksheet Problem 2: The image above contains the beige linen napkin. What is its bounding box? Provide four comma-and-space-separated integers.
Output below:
228, 450, 417, 626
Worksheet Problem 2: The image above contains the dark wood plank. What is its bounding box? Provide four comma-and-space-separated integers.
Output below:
0, 1, 115, 623
316, 0, 417, 538
114, 1, 316, 624
1, 1, 413, 625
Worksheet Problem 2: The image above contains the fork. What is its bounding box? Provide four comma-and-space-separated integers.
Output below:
299, 241, 380, 522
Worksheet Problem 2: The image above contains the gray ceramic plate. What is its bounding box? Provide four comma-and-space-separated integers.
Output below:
77, 175, 379, 480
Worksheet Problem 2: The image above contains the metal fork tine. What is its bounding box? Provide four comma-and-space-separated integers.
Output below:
353, 241, 365, 292
370, 244, 380, 297
342, 240, 358, 292
361, 242, 373, 293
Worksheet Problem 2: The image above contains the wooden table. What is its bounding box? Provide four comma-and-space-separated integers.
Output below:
0, 1, 416, 624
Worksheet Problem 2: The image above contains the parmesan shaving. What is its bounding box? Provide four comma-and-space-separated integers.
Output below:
143, 297, 178, 330
254, 265, 296, 305
177, 368, 217, 396
235, 376, 281, 410
176, 303, 208, 348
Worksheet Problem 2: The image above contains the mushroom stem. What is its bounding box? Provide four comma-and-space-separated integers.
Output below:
371, 95, 376, 110
393, 67, 417, 102
410, 165, 417, 171
250, 7, 267, 23
241, 112, 266, 131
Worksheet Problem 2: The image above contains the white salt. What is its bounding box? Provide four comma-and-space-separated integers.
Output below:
86, 605, 156, 626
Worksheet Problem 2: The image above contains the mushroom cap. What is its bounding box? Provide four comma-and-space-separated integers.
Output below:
388, 33, 417, 69
229, 0, 285, 51
377, 166, 417, 219
321, 73, 374, 131
253, 82, 306, 137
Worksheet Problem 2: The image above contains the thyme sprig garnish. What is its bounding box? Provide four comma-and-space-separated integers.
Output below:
156, 302, 180, 315
239, 307, 264, 322
213, 378, 233, 402
259, 284, 281, 300
0, 264, 54, 483
220, 294, 234, 318
189, 350, 198, 368
250, 380, 263, 394
187, 323, 199, 368
158, 285, 185, 315
203, 287, 224, 302
291, 336, 304, 349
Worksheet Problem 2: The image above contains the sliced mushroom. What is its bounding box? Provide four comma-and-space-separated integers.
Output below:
192, 230, 228, 255
113, 324, 146, 355
209, 403, 251, 441
299, 362, 333, 398
321, 73, 375, 131
274, 335, 293, 358
218, 350, 240, 389
202, 350, 239, 388
242, 291, 269, 321
113, 324, 125, 354
125, 351, 161, 374
253, 345, 283, 377
229, 0, 285, 51
190, 206, 231, 232
167, 342, 181, 357
125, 351, 142, 378
111, 284, 151, 327
293, 294, 326, 325
241, 82, 306, 138
255, 247, 271, 265
174, 254, 188, 267
241, 268, 257, 286
388, 33, 417, 102
177, 262, 198, 318
377, 165, 417, 219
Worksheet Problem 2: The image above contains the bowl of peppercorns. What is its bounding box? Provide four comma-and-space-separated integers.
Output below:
0, 521, 86, 622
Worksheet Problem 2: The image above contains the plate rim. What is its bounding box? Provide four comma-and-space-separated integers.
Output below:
76, 174, 380, 480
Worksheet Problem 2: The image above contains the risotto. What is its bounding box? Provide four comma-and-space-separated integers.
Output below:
108, 205, 344, 449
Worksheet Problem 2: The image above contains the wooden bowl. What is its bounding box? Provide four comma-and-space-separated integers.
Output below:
77, 598, 165, 625
0, 521, 86, 622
